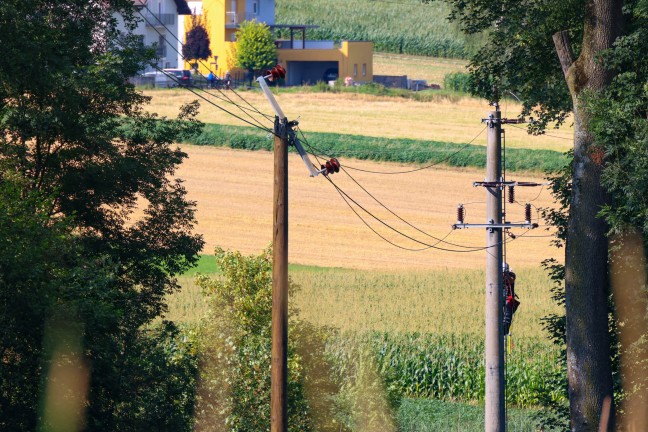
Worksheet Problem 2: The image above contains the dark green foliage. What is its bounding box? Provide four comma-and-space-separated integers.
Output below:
0, 0, 204, 429
443, 72, 474, 93
275, 0, 482, 58
447, 0, 635, 427
183, 15, 212, 63
181, 122, 567, 173
446, 0, 579, 130
0, 180, 99, 431
97, 322, 199, 432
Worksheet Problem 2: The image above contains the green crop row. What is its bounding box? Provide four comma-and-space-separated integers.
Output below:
444, 72, 475, 93
326, 332, 564, 408
275, 0, 483, 58
182, 123, 568, 173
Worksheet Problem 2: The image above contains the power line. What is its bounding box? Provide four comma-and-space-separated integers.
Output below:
298, 125, 487, 175
138, 4, 274, 120
141, 4, 276, 125
338, 164, 484, 249
144, 61, 275, 134
507, 123, 573, 141
305, 139, 482, 249
325, 174, 520, 253
136, 6, 275, 129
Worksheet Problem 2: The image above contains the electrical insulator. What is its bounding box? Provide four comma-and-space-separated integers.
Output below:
263, 64, 286, 81
457, 204, 465, 224
508, 185, 515, 203
525, 203, 532, 223
321, 158, 341, 175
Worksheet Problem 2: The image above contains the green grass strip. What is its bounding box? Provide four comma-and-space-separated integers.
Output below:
184, 123, 567, 173
182, 254, 342, 276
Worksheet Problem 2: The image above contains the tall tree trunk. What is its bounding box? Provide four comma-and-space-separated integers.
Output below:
553, 0, 623, 430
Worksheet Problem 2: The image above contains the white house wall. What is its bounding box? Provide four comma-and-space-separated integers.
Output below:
115, 0, 185, 72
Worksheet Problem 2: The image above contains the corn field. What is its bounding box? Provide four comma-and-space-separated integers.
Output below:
275, 0, 484, 58
327, 332, 563, 407
169, 264, 564, 408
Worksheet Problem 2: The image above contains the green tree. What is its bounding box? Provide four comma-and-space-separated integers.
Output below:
0, 0, 204, 429
584, 4, 648, 428
194, 247, 347, 432
234, 20, 276, 86
183, 14, 212, 69
445, 0, 626, 429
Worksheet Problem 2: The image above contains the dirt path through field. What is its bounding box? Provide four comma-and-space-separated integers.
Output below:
176, 145, 559, 270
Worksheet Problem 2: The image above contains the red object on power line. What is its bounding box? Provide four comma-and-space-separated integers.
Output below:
264, 64, 286, 81
321, 158, 340, 176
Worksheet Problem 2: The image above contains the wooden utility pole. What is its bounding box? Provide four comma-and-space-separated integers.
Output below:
484, 107, 505, 432
271, 116, 288, 432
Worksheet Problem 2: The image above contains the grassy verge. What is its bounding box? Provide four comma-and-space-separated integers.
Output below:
183, 123, 567, 173
266, 81, 472, 102
397, 398, 539, 432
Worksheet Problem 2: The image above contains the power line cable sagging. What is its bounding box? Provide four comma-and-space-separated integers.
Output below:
134, 5, 275, 131
132, 5, 552, 254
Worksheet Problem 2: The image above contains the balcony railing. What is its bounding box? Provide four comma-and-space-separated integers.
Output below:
143, 13, 176, 27
275, 40, 336, 50
226, 12, 259, 25
225, 11, 239, 25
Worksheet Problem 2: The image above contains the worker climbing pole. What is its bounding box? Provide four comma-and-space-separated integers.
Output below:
502, 263, 519, 336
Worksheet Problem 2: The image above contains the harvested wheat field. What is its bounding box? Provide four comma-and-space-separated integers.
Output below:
175, 145, 559, 271
144, 89, 573, 152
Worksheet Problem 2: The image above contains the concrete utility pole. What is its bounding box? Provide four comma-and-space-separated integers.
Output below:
452, 105, 539, 432
271, 115, 288, 432
484, 107, 505, 432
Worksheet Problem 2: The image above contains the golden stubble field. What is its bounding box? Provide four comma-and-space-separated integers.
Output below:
144, 89, 573, 152
176, 145, 559, 271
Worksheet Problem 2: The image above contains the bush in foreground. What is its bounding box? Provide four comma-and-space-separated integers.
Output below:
193, 247, 404, 431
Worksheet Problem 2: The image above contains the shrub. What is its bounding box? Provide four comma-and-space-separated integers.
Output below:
193, 247, 348, 431
443, 72, 475, 93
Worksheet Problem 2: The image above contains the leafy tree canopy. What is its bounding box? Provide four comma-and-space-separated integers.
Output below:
235, 20, 276, 77
446, 0, 586, 131
183, 14, 212, 63
0, 0, 204, 429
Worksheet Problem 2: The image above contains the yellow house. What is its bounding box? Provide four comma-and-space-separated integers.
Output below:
182, 0, 373, 85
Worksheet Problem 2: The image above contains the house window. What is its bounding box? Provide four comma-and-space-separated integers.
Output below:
253, 0, 258, 13
157, 34, 166, 58
353, 64, 357, 77
362, 63, 367, 76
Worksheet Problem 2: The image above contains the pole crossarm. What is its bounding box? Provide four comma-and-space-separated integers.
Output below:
481, 117, 528, 124
473, 181, 548, 188
453, 222, 538, 230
